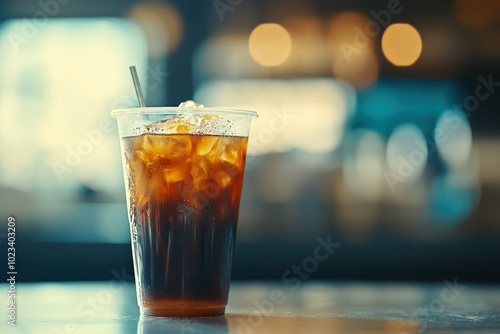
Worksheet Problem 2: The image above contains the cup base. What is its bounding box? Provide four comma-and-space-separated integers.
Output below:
140, 305, 225, 317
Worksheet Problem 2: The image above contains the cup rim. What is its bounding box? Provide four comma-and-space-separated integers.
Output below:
111, 107, 258, 118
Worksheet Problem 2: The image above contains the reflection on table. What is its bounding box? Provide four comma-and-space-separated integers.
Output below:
1, 281, 499, 333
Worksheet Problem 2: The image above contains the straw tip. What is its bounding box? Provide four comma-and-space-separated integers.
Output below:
129, 65, 146, 108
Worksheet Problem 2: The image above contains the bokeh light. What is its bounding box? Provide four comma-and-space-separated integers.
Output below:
386, 124, 428, 182
328, 12, 379, 88
382, 23, 422, 66
343, 129, 385, 201
328, 12, 372, 48
128, 1, 183, 56
435, 109, 472, 169
248, 23, 292, 67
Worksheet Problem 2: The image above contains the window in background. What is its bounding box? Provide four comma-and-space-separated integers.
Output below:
0, 18, 147, 193
0, 18, 149, 243
195, 79, 355, 156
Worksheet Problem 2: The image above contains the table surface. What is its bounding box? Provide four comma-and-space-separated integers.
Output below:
1, 281, 500, 334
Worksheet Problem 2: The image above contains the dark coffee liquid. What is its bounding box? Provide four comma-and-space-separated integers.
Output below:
123, 133, 247, 316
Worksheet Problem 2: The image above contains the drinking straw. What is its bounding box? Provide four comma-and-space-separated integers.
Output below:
129, 66, 146, 107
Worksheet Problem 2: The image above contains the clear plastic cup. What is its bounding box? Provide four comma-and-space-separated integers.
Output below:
111, 107, 257, 317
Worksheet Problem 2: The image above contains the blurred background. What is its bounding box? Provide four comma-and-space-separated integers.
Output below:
0, 0, 499, 283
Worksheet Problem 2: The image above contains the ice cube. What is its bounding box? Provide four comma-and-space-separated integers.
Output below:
134, 133, 193, 169
190, 156, 210, 185
214, 170, 231, 188
221, 138, 241, 166
146, 114, 202, 134
178, 100, 204, 108
196, 136, 219, 156
164, 161, 190, 183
